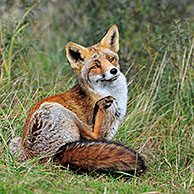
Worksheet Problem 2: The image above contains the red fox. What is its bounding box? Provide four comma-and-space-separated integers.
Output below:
9, 25, 146, 174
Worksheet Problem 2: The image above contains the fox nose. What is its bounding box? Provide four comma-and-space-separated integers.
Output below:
110, 68, 118, 75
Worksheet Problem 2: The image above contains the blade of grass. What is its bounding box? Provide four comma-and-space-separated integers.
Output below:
6, 2, 38, 81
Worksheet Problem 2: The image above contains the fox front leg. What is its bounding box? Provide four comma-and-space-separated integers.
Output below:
77, 96, 114, 139
92, 96, 115, 138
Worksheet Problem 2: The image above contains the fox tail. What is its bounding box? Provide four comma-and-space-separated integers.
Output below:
54, 139, 146, 174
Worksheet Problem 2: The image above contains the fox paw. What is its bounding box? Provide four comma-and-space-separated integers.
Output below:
96, 96, 115, 110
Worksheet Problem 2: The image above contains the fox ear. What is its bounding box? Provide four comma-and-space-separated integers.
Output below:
100, 25, 119, 53
66, 42, 89, 69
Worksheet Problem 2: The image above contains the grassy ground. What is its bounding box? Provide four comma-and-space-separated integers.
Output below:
0, 1, 194, 193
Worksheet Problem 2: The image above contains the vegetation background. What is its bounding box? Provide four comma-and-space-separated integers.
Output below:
0, 0, 194, 193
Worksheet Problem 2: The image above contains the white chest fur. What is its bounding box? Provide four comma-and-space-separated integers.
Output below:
90, 73, 128, 139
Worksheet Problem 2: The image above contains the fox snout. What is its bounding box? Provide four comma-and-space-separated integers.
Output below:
90, 66, 120, 83
101, 67, 120, 82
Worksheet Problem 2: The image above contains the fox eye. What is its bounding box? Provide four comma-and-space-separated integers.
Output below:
91, 64, 100, 69
109, 57, 115, 63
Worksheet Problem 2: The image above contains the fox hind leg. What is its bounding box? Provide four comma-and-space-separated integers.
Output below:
22, 102, 81, 159
24, 98, 114, 159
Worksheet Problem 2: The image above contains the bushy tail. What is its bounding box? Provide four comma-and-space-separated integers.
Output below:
54, 139, 146, 174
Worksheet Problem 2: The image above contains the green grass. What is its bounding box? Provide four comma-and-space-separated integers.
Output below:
0, 1, 194, 193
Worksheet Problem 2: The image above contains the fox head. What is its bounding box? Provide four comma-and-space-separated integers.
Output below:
66, 25, 120, 89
